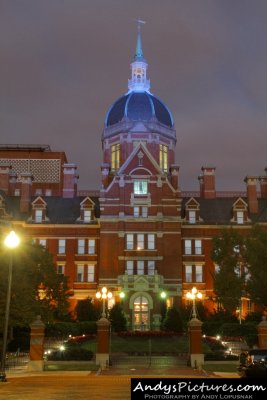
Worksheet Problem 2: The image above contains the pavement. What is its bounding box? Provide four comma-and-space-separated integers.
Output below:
0, 364, 239, 400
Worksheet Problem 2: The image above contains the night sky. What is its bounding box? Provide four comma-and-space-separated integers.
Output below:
1, 0, 267, 191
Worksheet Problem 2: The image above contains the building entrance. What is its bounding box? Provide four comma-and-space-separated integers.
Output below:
133, 295, 149, 330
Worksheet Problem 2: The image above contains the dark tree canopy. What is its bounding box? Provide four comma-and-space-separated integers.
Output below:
108, 303, 127, 332
75, 297, 100, 321
0, 241, 70, 329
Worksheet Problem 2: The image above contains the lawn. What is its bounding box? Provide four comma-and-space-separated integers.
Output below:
203, 363, 239, 373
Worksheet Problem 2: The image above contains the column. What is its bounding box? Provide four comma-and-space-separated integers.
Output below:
188, 317, 204, 368
27, 315, 45, 372
95, 316, 110, 369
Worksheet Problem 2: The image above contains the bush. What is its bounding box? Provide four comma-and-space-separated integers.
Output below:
47, 343, 94, 361
46, 321, 97, 337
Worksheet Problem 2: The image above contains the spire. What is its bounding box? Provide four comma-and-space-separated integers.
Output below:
128, 19, 150, 93
134, 20, 145, 61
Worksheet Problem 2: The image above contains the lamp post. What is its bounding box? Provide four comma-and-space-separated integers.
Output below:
96, 287, 113, 318
186, 287, 202, 319
0, 230, 20, 382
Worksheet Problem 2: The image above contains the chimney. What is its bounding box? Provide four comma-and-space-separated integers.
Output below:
0, 164, 11, 194
101, 163, 110, 189
9, 171, 17, 195
259, 168, 267, 199
169, 164, 180, 190
198, 167, 216, 199
244, 176, 258, 214
20, 172, 33, 213
63, 163, 79, 198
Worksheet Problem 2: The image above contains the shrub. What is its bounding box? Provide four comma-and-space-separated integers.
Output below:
47, 343, 93, 361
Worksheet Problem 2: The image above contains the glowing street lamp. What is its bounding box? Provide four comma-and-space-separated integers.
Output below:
186, 287, 202, 319
96, 287, 113, 318
0, 230, 20, 382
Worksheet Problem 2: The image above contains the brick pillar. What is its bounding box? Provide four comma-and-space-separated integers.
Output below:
27, 315, 45, 372
188, 317, 204, 368
63, 163, 79, 198
96, 316, 110, 369
20, 172, 33, 213
199, 167, 216, 199
259, 172, 267, 199
244, 176, 258, 214
257, 316, 267, 349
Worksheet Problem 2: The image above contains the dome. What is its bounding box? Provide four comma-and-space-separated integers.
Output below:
105, 92, 174, 129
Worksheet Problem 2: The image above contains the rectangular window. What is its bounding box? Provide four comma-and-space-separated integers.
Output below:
185, 240, 192, 255
195, 265, 203, 282
126, 260, 134, 275
88, 239, 95, 255
189, 211, 196, 224
35, 209, 42, 223
126, 234, 134, 250
142, 207, 148, 218
185, 265, 193, 282
195, 240, 202, 255
137, 261, 144, 275
159, 144, 168, 172
134, 207, 139, 217
147, 260, 155, 275
134, 180, 148, 195
78, 239, 85, 254
111, 143, 120, 171
45, 189, 52, 196
237, 211, 244, 224
87, 265, 95, 282
84, 210, 91, 222
77, 265, 84, 282
57, 264, 65, 275
147, 234, 155, 250
58, 239, 66, 254
137, 234, 145, 250
39, 239, 46, 248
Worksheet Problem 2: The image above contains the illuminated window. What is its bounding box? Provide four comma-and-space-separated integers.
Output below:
78, 239, 85, 254
147, 234, 155, 250
84, 210, 91, 222
126, 260, 134, 275
35, 210, 42, 223
76, 265, 85, 282
134, 296, 149, 330
126, 234, 134, 250
134, 180, 148, 195
137, 234, 145, 250
237, 211, 244, 224
88, 239, 95, 254
189, 211, 196, 224
195, 240, 202, 255
111, 143, 120, 171
87, 265, 95, 282
185, 265, 193, 282
137, 261, 144, 275
185, 240, 192, 255
159, 144, 168, 172
195, 265, 203, 282
39, 239, 46, 248
147, 260, 155, 275
58, 239, 66, 254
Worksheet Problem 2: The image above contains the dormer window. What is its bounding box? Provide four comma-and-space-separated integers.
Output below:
189, 211, 196, 224
78, 197, 95, 223
184, 198, 201, 224
231, 198, 249, 224
84, 210, 91, 222
35, 209, 42, 223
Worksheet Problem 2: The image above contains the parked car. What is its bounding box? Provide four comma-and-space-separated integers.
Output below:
238, 349, 267, 378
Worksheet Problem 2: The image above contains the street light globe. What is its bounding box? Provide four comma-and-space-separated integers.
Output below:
107, 292, 113, 299
102, 287, 107, 294
119, 292, 125, 299
160, 291, 167, 299
4, 231, 20, 249
96, 291, 101, 299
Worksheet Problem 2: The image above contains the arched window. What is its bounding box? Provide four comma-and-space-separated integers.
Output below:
133, 295, 149, 330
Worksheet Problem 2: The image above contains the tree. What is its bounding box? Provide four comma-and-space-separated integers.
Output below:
211, 229, 245, 313
162, 307, 183, 333
75, 297, 100, 321
0, 241, 70, 330
245, 225, 267, 311
108, 303, 127, 332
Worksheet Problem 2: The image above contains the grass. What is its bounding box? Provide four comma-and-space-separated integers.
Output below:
44, 362, 99, 371
203, 363, 238, 373
80, 335, 190, 354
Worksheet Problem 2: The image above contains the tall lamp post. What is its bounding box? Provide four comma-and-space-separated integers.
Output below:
96, 287, 113, 318
0, 230, 20, 382
186, 287, 202, 319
